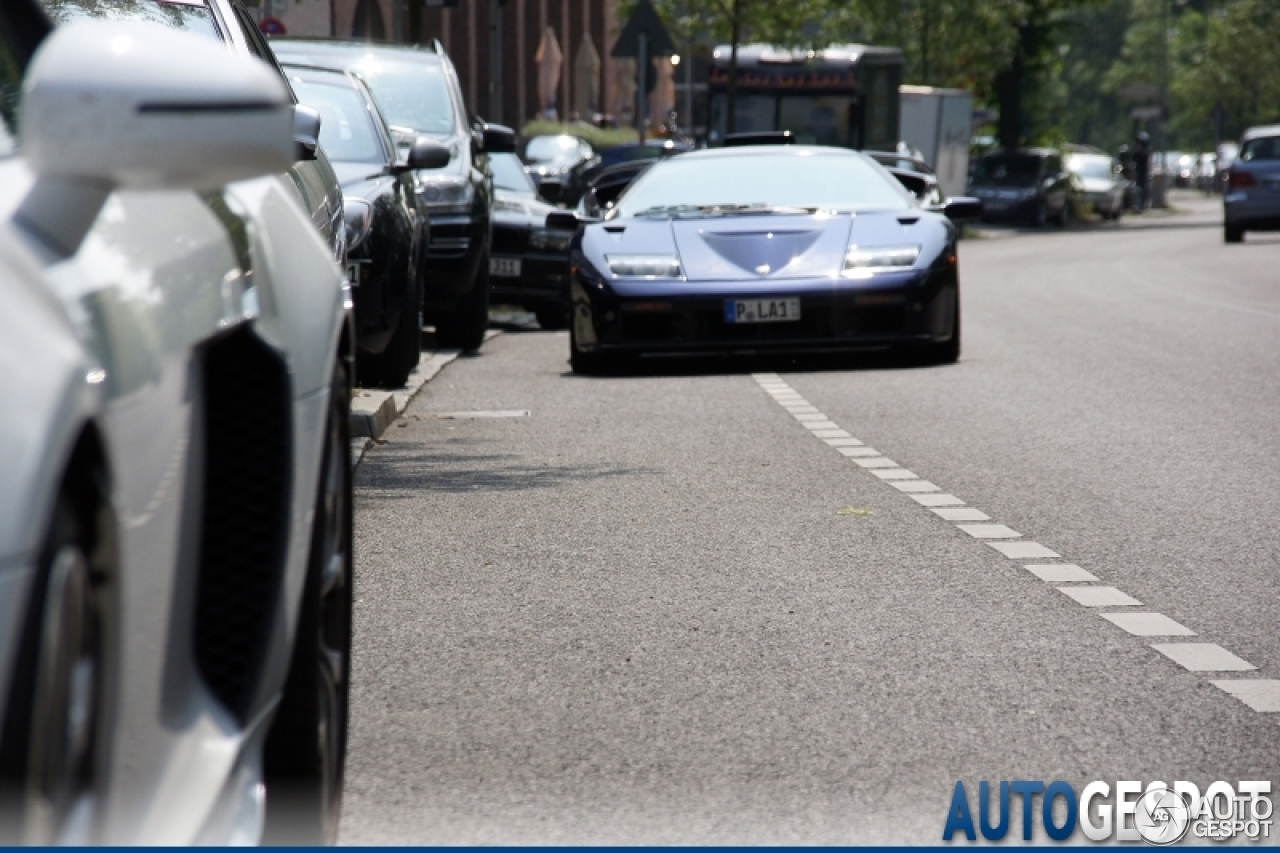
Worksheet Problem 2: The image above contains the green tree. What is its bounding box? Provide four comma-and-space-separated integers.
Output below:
1172, 0, 1280, 144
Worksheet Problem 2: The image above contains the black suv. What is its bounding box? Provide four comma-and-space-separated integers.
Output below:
968, 148, 1072, 227
273, 39, 515, 349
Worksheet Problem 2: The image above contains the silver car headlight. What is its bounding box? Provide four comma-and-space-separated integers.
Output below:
343, 199, 373, 253
531, 228, 573, 251
606, 254, 682, 278
418, 177, 475, 211
842, 245, 920, 279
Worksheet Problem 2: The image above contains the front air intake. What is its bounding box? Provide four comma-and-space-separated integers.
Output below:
194, 327, 292, 723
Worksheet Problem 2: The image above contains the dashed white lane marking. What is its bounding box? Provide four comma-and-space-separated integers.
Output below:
956, 523, 1022, 539
873, 469, 920, 480
1209, 680, 1280, 712
911, 493, 964, 506
1057, 586, 1142, 607
987, 541, 1060, 559
751, 373, 1270, 712
931, 507, 990, 522
837, 446, 882, 457
1152, 644, 1257, 672
891, 480, 940, 492
1101, 612, 1197, 637
1024, 563, 1098, 583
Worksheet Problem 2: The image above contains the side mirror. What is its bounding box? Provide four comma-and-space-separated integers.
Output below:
545, 210, 582, 232
404, 137, 452, 170
479, 122, 517, 154
17, 19, 294, 254
294, 104, 321, 162
941, 196, 984, 222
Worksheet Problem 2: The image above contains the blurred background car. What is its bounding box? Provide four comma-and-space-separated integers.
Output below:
274, 39, 517, 351
576, 160, 658, 219
562, 138, 693, 208
1195, 152, 1218, 192
866, 150, 946, 207
1216, 141, 1239, 194
521, 134, 594, 205
285, 63, 449, 387
1065, 152, 1125, 220
487, 152, 571, 329
1, 12, 351, 843
968, 148, 1072, 226
1222, 125, 1280, 243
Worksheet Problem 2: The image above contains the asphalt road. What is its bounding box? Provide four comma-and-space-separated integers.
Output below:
344, 193, 1279, 843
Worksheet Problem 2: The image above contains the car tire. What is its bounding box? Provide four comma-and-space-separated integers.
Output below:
1030, 201, 1047, 228
0, 476, 111, 845
569, 321, 621, 375
436, 256, 490, 351
930, 297, 961, 364
534, 303, 569, 331
357, 281, 421, 389
262, 360, 352, 845
1054, 201, 1070, 227
1224, 225, 1244, 244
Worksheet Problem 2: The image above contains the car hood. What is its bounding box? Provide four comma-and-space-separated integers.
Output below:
493, 189, 555, 226
330, 161, 395, 202
582, 210, 949, 283
1078, 178, 1116, 193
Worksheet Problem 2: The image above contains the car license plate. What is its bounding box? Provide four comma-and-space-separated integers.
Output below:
490, 257, 521, 277
724, 298, 801, 324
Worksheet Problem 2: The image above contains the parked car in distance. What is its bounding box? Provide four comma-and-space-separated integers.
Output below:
1, 13, 351, 843
273, 39, 518, 350
576, 160, 659, 219
1223, 125, 1280, 243
286, 64, 449, 387
487, 152, 571, 329
1065, 152, 1125, 220
968, 148, 1072, 226
522, 134, 594, 205
1216, 141, 1239, 194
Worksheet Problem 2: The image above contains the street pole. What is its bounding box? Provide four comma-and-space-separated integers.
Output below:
637, 30, 648, 144
489, 0, 503, 124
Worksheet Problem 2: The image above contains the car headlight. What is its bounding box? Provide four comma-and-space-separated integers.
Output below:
606, 254, 682, 278
531, 228, 573, 251
417, 177, 475, 211
343, 199, 373, 253
842, 245, 920, 279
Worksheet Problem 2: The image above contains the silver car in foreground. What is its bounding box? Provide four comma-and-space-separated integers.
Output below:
0, 9, 352, 844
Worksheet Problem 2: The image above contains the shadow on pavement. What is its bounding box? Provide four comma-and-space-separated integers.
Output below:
358, 440, 658, 494
560, 348, 955, 381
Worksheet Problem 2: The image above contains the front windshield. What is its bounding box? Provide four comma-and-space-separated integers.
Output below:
525, 136, 585, 165
290, 78, 384, 165
1068, 156, 1113, 181
973, 154, 1041, 186
612, 150, 912, 219
42, 0, 220, 40
489, 153, 536, 193
352, 60, 456, 137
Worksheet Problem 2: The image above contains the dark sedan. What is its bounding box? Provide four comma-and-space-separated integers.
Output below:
287, 64, 449, 387
560, 145, 968, 373
969, 148, 1072, 226
562, 138, 694, 207
1223, 126, 1280, 243
488, 152, 572, 329
523, 134, 594, 205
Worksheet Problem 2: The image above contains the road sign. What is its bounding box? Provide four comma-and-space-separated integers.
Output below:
611, 0, 674, 58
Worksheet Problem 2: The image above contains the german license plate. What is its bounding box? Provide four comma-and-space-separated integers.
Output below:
724, 298, 801, 324
490, 257, 521, 277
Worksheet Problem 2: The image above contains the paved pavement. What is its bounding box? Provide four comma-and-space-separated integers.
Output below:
343, 192, 1279, 843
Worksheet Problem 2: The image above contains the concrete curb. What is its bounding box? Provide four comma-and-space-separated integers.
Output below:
350, 330, 501, 469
